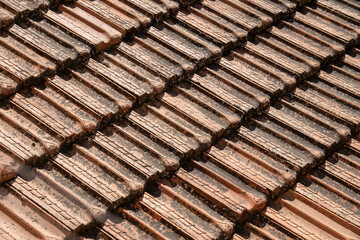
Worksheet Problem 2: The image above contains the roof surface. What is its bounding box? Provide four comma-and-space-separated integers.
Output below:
0, 0, 359, 239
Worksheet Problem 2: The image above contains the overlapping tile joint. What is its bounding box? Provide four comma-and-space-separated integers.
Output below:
0, 0, 359, 239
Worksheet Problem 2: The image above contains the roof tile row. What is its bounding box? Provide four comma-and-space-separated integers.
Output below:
0, 166, 107, 239
0, 0, 180, 30
0, 0, 76, 29
0, 0, 359, 238
0, 0, 309, 100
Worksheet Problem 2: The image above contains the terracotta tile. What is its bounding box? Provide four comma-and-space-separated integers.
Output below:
269, 23, 343, 65
128, 103, 203, 159
10, 88, 97, 143
295, 7, 359, 47
175, 160, 266, 222
31, 17, 92, 58
71, 65, 136, 114
0, 33, 55, 85
0, 185, 71, 239
318, 147, 360, 198
9, 168, 107, 231
117, 39, 184, 82
246, 40, 316, 80
49, 74, 122, 121
77, 0, 142, 35
266, 105, 341, 150
100, 213, 171, 240
87, 53, 161, 104
0, 0, 49, 27
46, 6, 122, 52
160, 84, 240, 137
201, 0, 272, 35
135, 184, 234, 239
0, 166, 106, 238
164, 19, 222, 58
46, 117, 183, 211
192, 65, 272, 116
0, 100, 61, 156
148, 23, 213, 67
235, 0, 296, 21
114, 120, 181, 171
0, 71, 18, 98
0, 0, 49, 14
176, 10, 240, 49
238, 122, 320, 173
317, 0, 360, 25
73, 140, 147, 192
0, 110, 48, 164
206, 137, 296, 198
236, 131, 360, 239
293, 84, 360, 134
52, 150, 132, 209
260, 183, 360, 239
94, 124, 168, 178
10, 22, 84, 69
123, 0, 170, 20
234, 217, 302, 240
297, 174, 360, 228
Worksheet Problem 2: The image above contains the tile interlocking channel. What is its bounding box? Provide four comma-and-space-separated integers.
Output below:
1, 0, 360, 239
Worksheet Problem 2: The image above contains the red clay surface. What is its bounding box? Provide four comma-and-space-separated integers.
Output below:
0, 0, 359, 239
